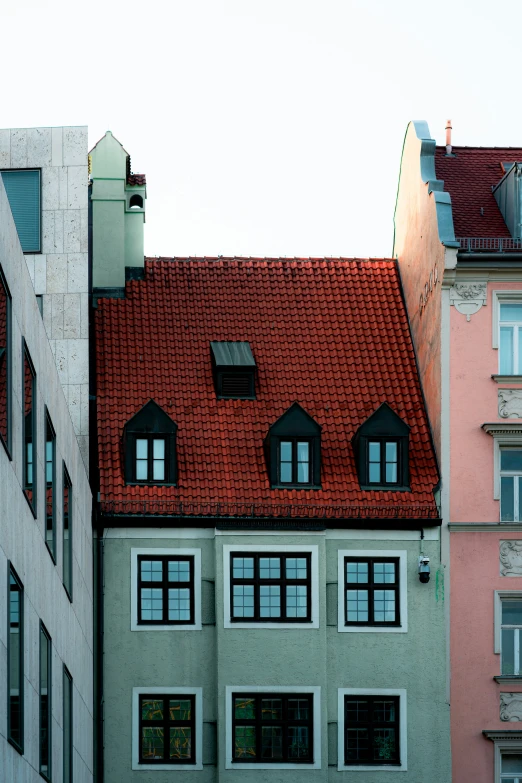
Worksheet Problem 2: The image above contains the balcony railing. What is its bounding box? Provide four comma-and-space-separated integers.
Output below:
457, 237, 522, 251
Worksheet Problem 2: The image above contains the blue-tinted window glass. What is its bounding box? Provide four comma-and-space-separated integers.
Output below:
1, 170, 40, 252
501, 476, 515, 521
500, 304, 522, 322
500, 327, 514, 374
501, 451, 522, 471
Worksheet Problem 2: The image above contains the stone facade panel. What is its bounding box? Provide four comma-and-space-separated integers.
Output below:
64, 293, 81, 338
64, 210, 81, 253
67, 166, 86, 209
0, 129, 10, 167
51, 127, 63, 166
67, 252, 88, 293
27, 127, 52, 167
34, 254, 47, 294
68, 339, 89, 384
63, 127, 88, 166
10, 128, 27, 168
51, 294, 65, 339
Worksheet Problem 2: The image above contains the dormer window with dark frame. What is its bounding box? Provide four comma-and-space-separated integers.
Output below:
352, 403, 410, 491
265, 403, 321, 489
210, 341, 256, 399
124, 400, 178, 485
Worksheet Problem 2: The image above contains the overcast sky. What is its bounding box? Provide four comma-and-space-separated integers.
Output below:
3, 0, 522, 258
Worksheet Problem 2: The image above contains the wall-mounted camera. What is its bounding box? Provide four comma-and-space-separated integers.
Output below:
418, 555, 431, 584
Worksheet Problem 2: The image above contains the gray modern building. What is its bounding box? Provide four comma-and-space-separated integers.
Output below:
92, 134, 451, 781
0, 127, 93, 783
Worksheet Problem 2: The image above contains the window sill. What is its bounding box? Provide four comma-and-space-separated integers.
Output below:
494, 675, 522, 684
125, 482, 177, 487
271, 484, 322, 490
359, 485, 411, 493
492, 375, 522, 384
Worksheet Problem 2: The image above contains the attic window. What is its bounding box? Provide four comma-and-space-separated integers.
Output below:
123, 400, 178, 485
210, 341, 256, 399
264, 403, 321, 489
352, 403, 410, 491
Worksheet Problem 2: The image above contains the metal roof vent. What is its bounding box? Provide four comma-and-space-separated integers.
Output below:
210, 341, 256, 399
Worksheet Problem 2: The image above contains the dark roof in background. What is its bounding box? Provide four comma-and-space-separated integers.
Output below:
435, 146, 522, 238
95, 257, 439, 519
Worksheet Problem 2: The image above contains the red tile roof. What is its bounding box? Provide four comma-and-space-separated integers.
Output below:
127, 173, 146, 186
435, 146, 522, 238
96, 258, 439, 520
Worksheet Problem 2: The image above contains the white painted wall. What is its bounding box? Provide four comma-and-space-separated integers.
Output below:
0, 176, 93, 783
0, 126, 89, 468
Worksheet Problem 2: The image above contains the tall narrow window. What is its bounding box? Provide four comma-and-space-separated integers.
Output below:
63, 465, 72, 599
500, 449, 522, 522
501, 600, 522, 675
0, 266, 11, 451
0, 170, 41, 253
8, 564, 23, 752
45, 411, 56, 561
40, 622, 52, 780
501, 753, 522, 782
63, 666, 73, 783
500, 303, 522, 375
23, 343, 36, 514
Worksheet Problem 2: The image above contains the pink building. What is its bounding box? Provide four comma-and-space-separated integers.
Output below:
395, 121, 522, 783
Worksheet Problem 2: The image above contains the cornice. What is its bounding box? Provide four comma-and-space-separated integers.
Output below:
482, 422, 522, 436
492, 375, 522, 385
449, 524, 522, 532
494, 676, 522, 684
483, 729, 522, 741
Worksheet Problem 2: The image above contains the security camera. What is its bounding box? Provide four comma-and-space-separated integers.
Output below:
418, 556, 431, 584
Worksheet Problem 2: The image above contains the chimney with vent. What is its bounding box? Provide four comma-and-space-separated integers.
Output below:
445, 120, 454, 156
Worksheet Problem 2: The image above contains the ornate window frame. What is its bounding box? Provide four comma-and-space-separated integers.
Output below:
482, 424, 522, 502
483, 730, 522, 782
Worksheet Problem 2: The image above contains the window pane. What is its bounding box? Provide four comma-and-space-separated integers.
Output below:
233, 585, 254, 617
9, 573, 22, 747
170, 699, 192, 720
40, 627, 50, 776
373, 699, 396, 722
168, 588, 191, 620
287, 726, 309, 758
170, 727, 192, 759
168, 560, 191, 582
347, 590, 369, 621
259, 585, 281, 617
235, 726, 256, 758
261, 698, 282, 720
153, 459, 165, 481
142, 728, 164, 759
141, 560, 163, 581
385, 442, 397, 462
502, 754, 522, 772
373, 728, 397, 761
63, 670, 72, 783
501, 450, 522, 471
500, 327, 514, 374
136, 439, 148, 458
153, 439, 165, 458
286, 585, 307, 617
502, 602, 522, 625
232, 557, 254, 579
346, 728, 370, 761
280, 441, 292, 461
235, 697, 255, 719
346, 699, 369, 722
369, 462, 380, 483
0, 273, 9, 446
63, 471, 72, 597
261, 726, 283, 759
501, 476, 515, 522
141, 588, 163, 620
386, 462, 398, 483
297, 461, 309, 483
369, 442, 380, 461
501, 304, 522, 322
280, 462, 292, 483
374, 562, 395, 583
286, 558, 307, 579
287, 698, 309, 720
259, 557, 280, 579
45, 440, 53, 483
136, 459, 148, 480
297, 442, 309, 461
346, 562, 368, 583
502, 629, 515, 674
374, 590, 396, 622
142, 699, 164, 720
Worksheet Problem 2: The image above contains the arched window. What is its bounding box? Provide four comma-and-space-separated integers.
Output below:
264, 403, 321, 488
129, 194, 143, 209
352, 403, 410, 490
123, 400, 177, 485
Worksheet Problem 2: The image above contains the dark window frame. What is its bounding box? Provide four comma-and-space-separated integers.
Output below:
344, 557, 401, 627
7, 562, 24, 754
0, 168, 42, 254
366, 437, 401, 487
265, 403, 321, 489
133, 434, 169, 484
22, 340, 37, 517
232, 692, 314, 764
123, 400, 177, 486
344, 694, 400, 766
63, 666, 73, 783
352, 403, 411, 491
137, 555, 195, 626
230, 552, 312, 623
45, 409, 56, 563
0, 264, 12, 457
277, 437, 314, 487
62, 463, 73, 601
138, 693, 196, 765
39, 621, 52, 781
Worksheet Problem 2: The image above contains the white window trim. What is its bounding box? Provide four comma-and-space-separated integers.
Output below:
482, 426, 522, 502
494, 591, 522, 654
485, 732, 522, 782
132, 686, 203, 770
492, 291, 522, 350
337, 687, 407, 772
225, 684, 321, 770
131, 548, 202, 631
223, 544, 319, 629
337, 550, 408, 634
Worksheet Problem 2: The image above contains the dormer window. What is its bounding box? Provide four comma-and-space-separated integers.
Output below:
265, 403, 321, 488
210, 341, 256, 399
124, 400, 177, 485
352, 403, 410, 491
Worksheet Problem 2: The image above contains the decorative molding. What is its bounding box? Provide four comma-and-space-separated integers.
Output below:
494, 676, 522, 684
450, 524, 522, 532
483, 423, 522, 437
500, 541, 522, 576
499, 390, 522, 419
500, 693, 522, 722
483, 729, 522, 741
449, 282, 487, 320
492, 375, 522, 385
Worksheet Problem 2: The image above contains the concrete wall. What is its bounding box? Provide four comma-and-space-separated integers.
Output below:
0, 177, 93, 781
102, 527, 450, 782
0, 126, 89, 467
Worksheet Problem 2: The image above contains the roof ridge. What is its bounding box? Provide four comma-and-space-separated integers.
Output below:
143, 256, 397, 263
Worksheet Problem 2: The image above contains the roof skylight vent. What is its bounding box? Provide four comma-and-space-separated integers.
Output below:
210, 341, 256, 399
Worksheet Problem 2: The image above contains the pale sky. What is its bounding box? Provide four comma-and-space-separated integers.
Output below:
2, 0, 522, 258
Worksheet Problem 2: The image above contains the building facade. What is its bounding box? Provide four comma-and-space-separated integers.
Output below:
92, 134, 450, 782
0, 135, 93, 783
394, 121, 522, 783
